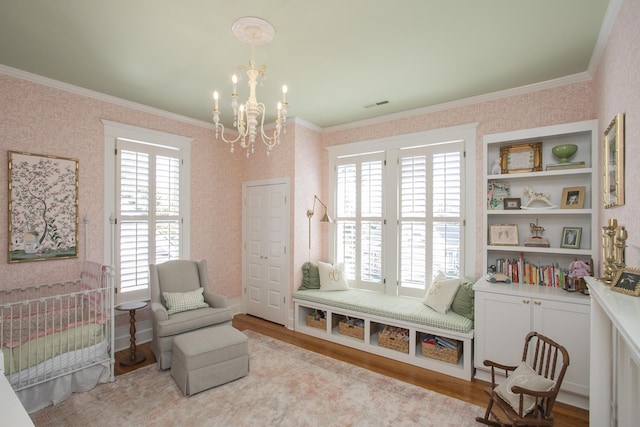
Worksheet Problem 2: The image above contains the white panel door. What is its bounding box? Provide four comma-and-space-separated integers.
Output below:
244, 182, 289, 325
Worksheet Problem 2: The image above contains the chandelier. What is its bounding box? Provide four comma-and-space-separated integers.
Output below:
212, 17, 289, 157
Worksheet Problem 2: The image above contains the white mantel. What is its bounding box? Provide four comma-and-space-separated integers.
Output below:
586, 276, 640, 426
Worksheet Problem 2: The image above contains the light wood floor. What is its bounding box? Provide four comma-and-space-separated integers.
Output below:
115, 314, 589, 426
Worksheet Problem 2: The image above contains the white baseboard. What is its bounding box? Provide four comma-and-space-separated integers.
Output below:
115, 319, 154, 352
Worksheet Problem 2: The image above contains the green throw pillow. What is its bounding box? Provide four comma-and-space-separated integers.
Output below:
450, 278, 474, 321
298, 262, 321, 290
163, 287, 209, 315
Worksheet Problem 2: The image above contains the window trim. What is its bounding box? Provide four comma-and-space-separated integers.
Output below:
335, 152, 386, 292
328, 124, 477, 297
103, 120, 192, 304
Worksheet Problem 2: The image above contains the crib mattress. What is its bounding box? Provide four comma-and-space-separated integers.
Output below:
2, 323, 105, 374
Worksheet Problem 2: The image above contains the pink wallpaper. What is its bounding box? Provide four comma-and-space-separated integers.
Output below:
321, 81, 596, 278
2, 0, 637, 311
594, 0, 640, 272
0, 74, 244, 300
293, 125, 325, 294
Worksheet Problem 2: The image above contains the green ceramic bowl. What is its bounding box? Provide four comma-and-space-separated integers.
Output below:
551, 144, 578, 163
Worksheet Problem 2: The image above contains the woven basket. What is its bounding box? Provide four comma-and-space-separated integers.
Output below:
378, 326, 409, 353
421, 340, 462, 364
339, 321, 364, 339
306, 311, 327, 329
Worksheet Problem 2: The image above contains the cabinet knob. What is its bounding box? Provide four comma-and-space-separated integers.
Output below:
523, 299, 530, 304
534, 300, 542, 305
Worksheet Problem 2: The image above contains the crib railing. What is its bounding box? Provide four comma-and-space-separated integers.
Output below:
1, 262, 114, 391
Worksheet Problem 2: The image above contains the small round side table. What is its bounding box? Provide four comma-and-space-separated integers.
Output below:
116, 301, 148, 366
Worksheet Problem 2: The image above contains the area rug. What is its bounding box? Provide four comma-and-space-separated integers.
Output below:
30, 331, 484, 426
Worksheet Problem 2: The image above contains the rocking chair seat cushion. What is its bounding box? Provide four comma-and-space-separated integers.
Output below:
494, 362, 556, 414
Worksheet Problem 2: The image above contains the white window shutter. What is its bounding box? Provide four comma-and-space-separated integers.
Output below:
116, 140, 183, 301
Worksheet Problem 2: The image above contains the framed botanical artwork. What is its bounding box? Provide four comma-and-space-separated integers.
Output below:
503, 197, 521, 210
8, 151, 79, 262
500, 142, 543, 174
560, 226, 582, 249
487, 181, 511, 210
610, 267, 640, 296
488, 224, 519, 246
561, 186, 586, 209
603, 113, 624, 208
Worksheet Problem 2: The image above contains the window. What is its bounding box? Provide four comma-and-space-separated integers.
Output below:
397, 146, 462, 298
335, 153, 385, 291
104, 121, 191, 304
328, 125, 476, 298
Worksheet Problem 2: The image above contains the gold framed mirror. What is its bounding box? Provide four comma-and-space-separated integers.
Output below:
603, 113, 624, 208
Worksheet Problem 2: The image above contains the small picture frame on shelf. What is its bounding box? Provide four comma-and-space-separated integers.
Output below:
560, 186, 586, 209
503, 197, 521, 210
610, 267, 640, 296
560, 226, 582, 249
500, 142, 543, 174
488, 224, 519, 246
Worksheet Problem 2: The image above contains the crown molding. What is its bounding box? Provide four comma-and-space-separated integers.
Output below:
587, 0, 623, 77
0, 64, 214, 129
321, 72, 592, 134
0, 62, 595, 136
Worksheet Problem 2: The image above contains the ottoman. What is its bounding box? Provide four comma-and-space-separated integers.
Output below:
171, 325, 249, 396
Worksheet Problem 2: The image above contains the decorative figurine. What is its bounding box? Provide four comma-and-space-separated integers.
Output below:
491, 157, 502, 175
524, 218, 550, 247
521, 185, 556, 209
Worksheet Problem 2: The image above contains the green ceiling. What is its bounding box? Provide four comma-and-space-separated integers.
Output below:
0, 0, 611, 128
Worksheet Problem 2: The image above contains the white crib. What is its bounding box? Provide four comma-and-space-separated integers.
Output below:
0, 261, 115, 413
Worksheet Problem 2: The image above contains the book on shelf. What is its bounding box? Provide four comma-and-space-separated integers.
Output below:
545, 161, 585, 171
492, 254, 570, 287
524, 237, 550, 248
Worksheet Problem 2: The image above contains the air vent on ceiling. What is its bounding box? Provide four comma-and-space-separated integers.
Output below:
364, 100, 389, 108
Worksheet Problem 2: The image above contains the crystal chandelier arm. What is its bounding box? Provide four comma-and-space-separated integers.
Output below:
256, 102, 280, 151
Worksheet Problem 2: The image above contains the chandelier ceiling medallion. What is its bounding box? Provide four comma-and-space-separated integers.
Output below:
213, 17, 288, 157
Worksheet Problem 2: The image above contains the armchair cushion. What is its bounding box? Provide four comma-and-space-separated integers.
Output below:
163, 287, 209, 315
494, 362, 556, 414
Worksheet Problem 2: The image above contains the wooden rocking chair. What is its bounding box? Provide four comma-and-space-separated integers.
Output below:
476, 332, 569, 426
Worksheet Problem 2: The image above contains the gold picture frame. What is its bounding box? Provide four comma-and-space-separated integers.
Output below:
8, 151, 79, 262
560, 186, 585, 209
610, 267, 640, 296
603, 113, 624, 208
500, 142, 542, 174
488, 224, 519, 246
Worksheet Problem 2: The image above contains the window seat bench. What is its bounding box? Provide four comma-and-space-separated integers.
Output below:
292, 289, 474, 380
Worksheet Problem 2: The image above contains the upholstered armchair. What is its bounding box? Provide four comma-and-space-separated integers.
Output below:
149, 259, 233, 370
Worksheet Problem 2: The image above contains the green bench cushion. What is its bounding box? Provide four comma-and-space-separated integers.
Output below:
293, 289, 473, 334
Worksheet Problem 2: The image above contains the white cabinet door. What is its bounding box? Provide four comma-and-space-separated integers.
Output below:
475, 291, 531, 370
532, 298, 590, 397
